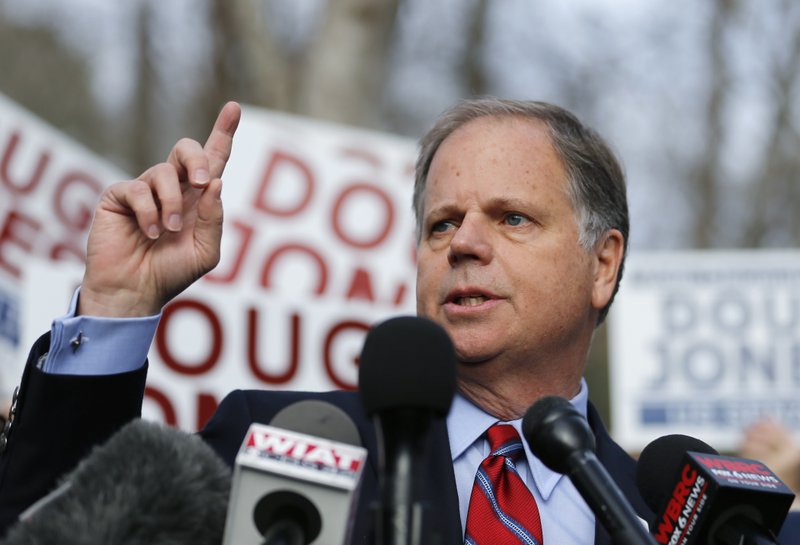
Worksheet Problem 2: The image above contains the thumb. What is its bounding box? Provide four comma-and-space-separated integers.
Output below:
194, 178, 224, 270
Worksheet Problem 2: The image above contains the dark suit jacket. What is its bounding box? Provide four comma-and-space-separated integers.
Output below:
1, 332, 653, 544
779, 511, 800, 544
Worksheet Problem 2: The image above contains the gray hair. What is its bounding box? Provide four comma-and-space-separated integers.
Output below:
413, 97, 629, 325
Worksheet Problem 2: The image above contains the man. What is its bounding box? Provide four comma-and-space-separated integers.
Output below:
0, 98, 648, 544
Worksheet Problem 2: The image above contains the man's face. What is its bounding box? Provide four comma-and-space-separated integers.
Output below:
415, 116, 602, 372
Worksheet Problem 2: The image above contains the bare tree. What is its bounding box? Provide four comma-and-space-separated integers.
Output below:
194, 0, 401, 136
688, 0, 736, 248
0, 13, 105, 154
300, 0, 400, 128
129, 1, 159, 174
462, 0, 489, 96
742, 0, 800, 246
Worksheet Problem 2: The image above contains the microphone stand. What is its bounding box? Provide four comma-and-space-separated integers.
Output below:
261, 520, 305, 545
373, 408, 431, 545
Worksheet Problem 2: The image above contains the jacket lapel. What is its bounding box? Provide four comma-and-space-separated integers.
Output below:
426, 416, 463, 545
587, 402, 654, 545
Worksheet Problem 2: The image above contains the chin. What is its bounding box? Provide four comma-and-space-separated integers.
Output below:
452, 340, 500, 365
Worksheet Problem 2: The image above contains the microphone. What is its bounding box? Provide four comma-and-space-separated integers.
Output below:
222, 400, 369, 545
358, 315, 457, 545
522, 395, 656, 545
635, 434, 796, 545
2, 419, 231, 545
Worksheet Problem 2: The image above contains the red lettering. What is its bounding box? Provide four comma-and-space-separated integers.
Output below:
260, 243, 328, 295
196, 392, 220, 431
742, 462, 769, 475
205, 219, 254, 284
53, 170, 102, 230
672, 480, 689, 503
324, 320, 369, 390
254, 150, 314, 217
665, 496, 681, 521
696, 456, 770, 475
654, 517, 673, 544
1, 131, 50, 195
247, 308, 300, 384
654, 464, 697, 543
681, 464, 697, 486
393, 283, 407, 307
0, 210, 41, 278
155, 299, 222, 375
724, 460, 768, 474
697, 456, 724, 469
340, 147, 383, 168
49, 241, 85, 264
143, 385, 178, 426
346, 268, 375, 302
331, 183, 394, 249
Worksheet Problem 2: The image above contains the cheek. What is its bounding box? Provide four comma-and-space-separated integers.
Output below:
514, 251, 592, 308
415, 259, 437, 311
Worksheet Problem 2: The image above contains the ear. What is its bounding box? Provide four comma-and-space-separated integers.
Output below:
591, 229, 625, 311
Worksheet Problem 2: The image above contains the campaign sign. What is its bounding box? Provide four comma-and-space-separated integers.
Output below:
609, 250, 800, 452
18, 104, 419, 432
0, 92, 126, 399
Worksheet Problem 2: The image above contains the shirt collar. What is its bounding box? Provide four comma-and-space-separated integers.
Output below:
446, 378, 589, 500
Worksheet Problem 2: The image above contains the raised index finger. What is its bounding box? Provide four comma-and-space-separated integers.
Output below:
204, 101, 241, 180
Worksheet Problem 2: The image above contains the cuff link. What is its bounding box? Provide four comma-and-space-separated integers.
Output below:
70, 331, 88, 353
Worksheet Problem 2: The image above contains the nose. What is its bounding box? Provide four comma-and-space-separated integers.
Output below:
447, 214, 493, 266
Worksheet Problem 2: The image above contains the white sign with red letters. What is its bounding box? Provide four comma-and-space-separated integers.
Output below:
9, 99, 419, 431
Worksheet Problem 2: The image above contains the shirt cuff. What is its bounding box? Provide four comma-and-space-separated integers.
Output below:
40, 288, 161, 375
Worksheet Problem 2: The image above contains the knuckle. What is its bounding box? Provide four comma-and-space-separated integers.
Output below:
176, 137, 199, 149
151, 162, 177, 178
128, 179, 153, 197
158, 194, 183, 210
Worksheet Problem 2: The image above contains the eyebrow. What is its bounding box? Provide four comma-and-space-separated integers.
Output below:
425, 196, 533, 218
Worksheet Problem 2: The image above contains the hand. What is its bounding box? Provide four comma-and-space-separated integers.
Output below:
78, 102, 241, 317
739, 418, 800, 492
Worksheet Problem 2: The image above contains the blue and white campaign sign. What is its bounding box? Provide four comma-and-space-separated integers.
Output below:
609, 250, 800, 452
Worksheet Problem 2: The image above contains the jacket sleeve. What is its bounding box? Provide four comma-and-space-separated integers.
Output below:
0, 332, 148, 537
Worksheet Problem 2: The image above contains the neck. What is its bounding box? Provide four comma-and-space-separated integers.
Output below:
454, 324, 594, 420
457, 370, 582, 421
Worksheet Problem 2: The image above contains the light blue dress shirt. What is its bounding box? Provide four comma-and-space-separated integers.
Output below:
448, 385, 595, 544
40, 289, 159, 375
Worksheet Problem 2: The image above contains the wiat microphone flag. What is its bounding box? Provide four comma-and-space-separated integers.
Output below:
222, 423, 368, 545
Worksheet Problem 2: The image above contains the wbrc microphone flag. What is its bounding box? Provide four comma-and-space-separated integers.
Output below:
653, 451, 794, 545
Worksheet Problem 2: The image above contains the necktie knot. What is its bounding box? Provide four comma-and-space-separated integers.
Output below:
465, 423, 544, 544
486, 424, 524, 462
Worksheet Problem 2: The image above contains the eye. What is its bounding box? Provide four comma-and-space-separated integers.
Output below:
504, 213, 530, 227
431, 220, 455, 234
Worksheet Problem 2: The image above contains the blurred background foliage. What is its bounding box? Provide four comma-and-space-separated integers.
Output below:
2, 0, 800, 414
2, 0, 800, 250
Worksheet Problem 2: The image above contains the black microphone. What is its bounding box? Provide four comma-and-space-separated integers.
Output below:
636, 434, 796, 545
1, 418, 231, 545
358, 315, 457, 545
222, 399, 368, 545
522, 395, 656, 545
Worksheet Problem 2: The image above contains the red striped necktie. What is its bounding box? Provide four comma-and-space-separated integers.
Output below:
464, 424, 544, 545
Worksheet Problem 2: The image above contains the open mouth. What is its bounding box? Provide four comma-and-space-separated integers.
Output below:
454, 295, 489, 306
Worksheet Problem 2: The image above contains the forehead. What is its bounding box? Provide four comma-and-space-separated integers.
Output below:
425, 115, 568, 200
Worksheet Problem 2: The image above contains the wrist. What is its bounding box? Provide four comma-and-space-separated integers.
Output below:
77, 285, 163, 318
